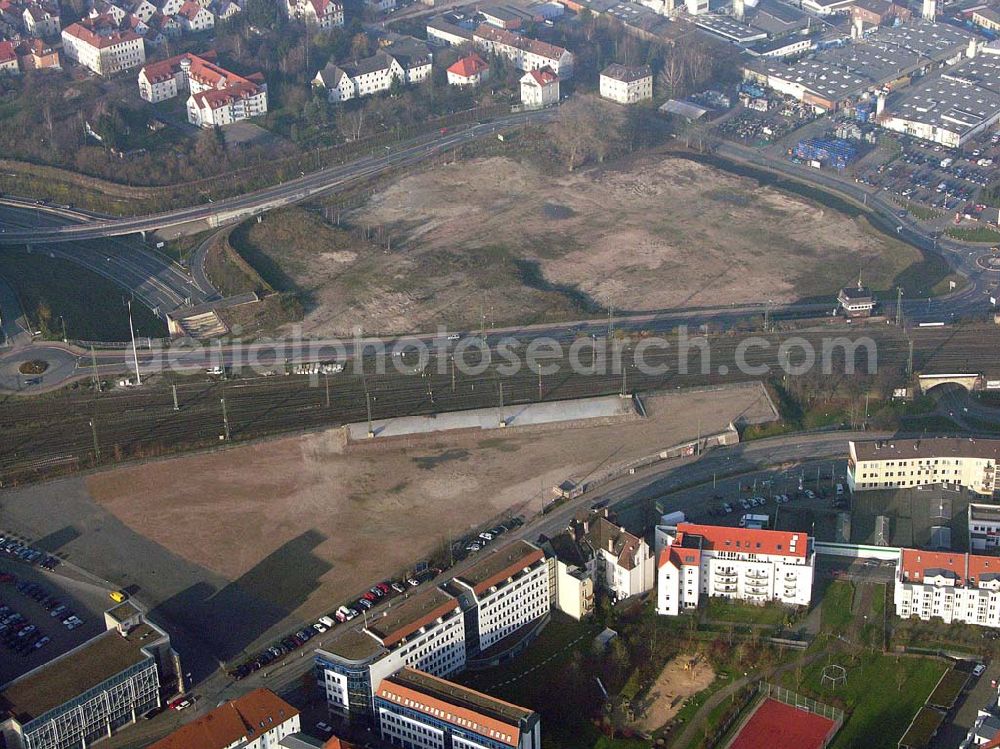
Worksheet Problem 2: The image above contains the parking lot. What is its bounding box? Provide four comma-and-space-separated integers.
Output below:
0, 552, 112, 685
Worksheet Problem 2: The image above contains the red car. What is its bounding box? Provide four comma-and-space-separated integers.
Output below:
376, 582, 391, 594
363, 592, 378, 602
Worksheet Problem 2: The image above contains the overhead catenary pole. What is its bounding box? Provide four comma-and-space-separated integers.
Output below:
90, 346, 100, 392
89, 418, 100, 462
126, 298, 142, 386
220, 397, 230, 441
172, 384, 179, 411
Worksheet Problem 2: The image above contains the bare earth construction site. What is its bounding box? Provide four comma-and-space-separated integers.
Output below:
0, 385, 774, 665
230, 154, 924, 336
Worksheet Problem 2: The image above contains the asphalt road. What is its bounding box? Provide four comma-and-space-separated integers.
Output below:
0, 112, 553, 246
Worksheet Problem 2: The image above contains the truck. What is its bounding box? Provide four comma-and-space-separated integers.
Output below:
739, 513, 770, 529
660, 511, 686, 526
940, 157, 953, 168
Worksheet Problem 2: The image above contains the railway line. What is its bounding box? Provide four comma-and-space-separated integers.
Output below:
3, 325, 999, 483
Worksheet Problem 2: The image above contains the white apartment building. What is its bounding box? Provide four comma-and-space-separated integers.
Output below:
62, 18, 146, 76
313, 48, 430, 102
449, 540, 551, 654
970, 503, 1000, 553
540, 532, 595, 621
286, 0, 344, 30
187, 82, 268, 126
473, 25, 573, 78
599, 63, 653, 104
138, 51, 264, 106
589, 516, 655, 601
519, 67, 559, 108
656, 523, 815, 616
315, 588, 468, 721
896, 547, 1000, 628
849, 438, 1000, 496
374, 668, 541, 749
23, 5, 60, 37
147, 689, 300, 749
176, 0, 214, 31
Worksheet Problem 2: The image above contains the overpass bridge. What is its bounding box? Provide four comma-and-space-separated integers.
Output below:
917, 373, 984, 393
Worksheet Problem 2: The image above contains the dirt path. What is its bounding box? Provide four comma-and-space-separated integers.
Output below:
634, 654, 716, 733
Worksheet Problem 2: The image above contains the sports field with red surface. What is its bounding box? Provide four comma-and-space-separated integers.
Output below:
729, 699, 836, 749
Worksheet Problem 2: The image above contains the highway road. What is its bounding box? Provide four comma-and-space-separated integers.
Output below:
0, 111, 553, 245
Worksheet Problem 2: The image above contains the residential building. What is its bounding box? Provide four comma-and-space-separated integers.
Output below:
0, 602, 176, 749
22, 5, 59, 37
446, 540, 551, 663
969, 503, 1000, 553
837, 282, 876, 317
61, 17, 146, 75
656, 523, 815, 616
447, 52, 489, 86
539, 531, 596, 620
896, 547, 1000, 627
426, 17, 473, 46
587, 515, 655, 600
313, 47, 430, 102
314, 587, 467, 721
0, 39, 16, 73
973, 7, 1000, 33
176, 0, 214, 32
214, 0, 242, 21
599, 63, 653, 104
851, 0, 910, 26
15, 38, 60, 70
375, 668, 541, 749
286, 0, 344, 30
148, 689, 300, 749
188, 79, 268, 126
365, 0, 396, 11
685, 0, 708, 15
848, 438, 1000, 496
519, 66, 559, 108
473, 25, 573, 78
138, 50, 262, 103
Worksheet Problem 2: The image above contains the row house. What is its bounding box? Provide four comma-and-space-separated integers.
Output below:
285, 0, 343, 30
62, 16, 146, 75
896, 548, 1000, 628
472, 24, 573, 78
848, 438, 1000, 496
313, 46, 430, 102
656, 523, 815, 616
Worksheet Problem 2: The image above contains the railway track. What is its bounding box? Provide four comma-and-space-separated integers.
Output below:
1, 326, 998, 484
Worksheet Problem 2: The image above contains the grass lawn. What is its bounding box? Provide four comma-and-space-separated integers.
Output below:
781, 651, 946, 749
821, 581, 854, 637
946, 226, 1000, 243
705, 598, 788, 627
0, 251, 166, 341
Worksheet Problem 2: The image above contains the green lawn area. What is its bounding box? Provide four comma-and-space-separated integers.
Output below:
946, 226, 1000, 243
705, 598, 789, 626
780, 651, 947, 749
0, 250, 165, 341
821, 581, 854, 636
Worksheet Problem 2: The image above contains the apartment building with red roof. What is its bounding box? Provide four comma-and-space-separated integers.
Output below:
147, 688, 300, 749
896, 547, 1000, 627
61, 15, 145, 75
473, 24, 573, 78
285, 0, 344, 30
656, 522, 815, 616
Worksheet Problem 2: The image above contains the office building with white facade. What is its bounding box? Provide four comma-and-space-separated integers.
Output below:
61, 17, 145, 76
896, 547, 1000, 628
0, 603, 175, 749
148, 689, 300, 749
375, 668, 540, 749
849, 438, 1000, 496
314, 587, 467, 722
656, 523, 815, 616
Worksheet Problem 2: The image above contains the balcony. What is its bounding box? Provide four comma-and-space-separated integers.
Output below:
715, 570, 737, 581
746, 571, 769, 581
714, 584, 737, 594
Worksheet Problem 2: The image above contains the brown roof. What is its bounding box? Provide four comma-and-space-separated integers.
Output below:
148, 689, 298, 749
474, 24, 568, 62
0, 40, 14, 63
852, 438, 1000, 463
366, 587, 459, 647
588, 517, 646, 570
523, 66, 558, 86
63, 19, 141, 48
376, 668, 533, 747
456, 540, 545, 595
1, 623, 165, 724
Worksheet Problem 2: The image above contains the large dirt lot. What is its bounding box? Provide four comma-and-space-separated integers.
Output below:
0, 385, 774, 666
632, 654, 716, 732
233, 153, 921, 337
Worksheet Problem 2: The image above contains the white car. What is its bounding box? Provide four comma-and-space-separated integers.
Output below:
973, 663, 986, 677
313, 623, 327, 634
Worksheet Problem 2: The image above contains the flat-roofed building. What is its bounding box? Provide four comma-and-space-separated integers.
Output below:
973, 7, 1000, 33
0, 603, 175, 749
448, 540, 551, 660
896, 547, 1000, 627
849, 438, 1000, 496
657, 523, 815, 616
374, 668, 540, 749
314, 587, 466, 721
148, 688, 299, 749
969, 503, 1000, 553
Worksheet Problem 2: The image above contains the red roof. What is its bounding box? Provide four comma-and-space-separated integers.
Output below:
147, 689, 298, 749
177, 0, 206, 19
524, 67, 557, 86
63, 19, 141, 48
0, 40, 15, 64
447, 53, 488, 78
899, 548, 1000, 587
666, 522, 809, 561
658, 545, 701, 569
474, 24, 568, 61
191, 80, 261, 110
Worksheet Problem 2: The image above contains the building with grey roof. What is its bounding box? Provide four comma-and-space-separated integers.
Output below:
695, 13, 768, 43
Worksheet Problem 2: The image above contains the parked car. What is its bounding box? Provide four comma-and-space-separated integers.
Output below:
974, 663, 987, 677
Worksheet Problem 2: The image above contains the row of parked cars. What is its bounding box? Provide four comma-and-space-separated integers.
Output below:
457, 517, 523, 557
0, 536, 60, 571
0, 579, 85, 657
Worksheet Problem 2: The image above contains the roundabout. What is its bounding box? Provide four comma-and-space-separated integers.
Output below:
975, 253, 1000, 272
